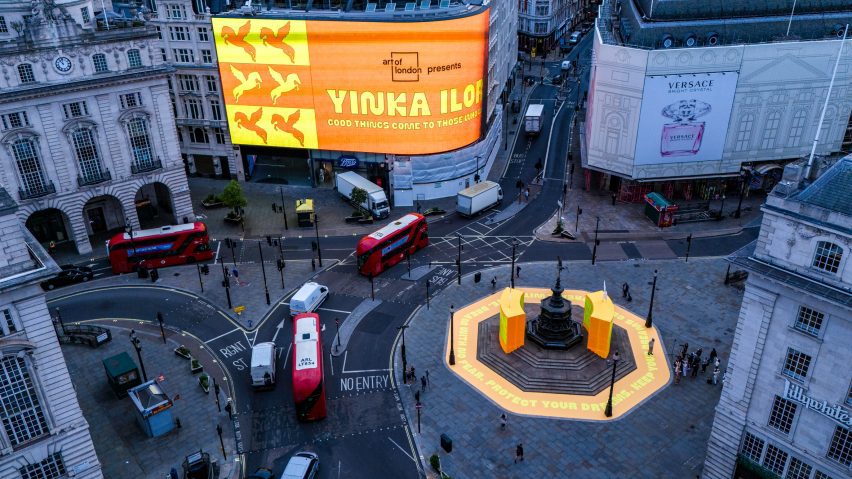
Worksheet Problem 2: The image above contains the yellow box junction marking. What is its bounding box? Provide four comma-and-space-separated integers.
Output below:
445, 288, 670, 421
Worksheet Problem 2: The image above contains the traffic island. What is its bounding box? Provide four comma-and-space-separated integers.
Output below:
444, 287, 669, 420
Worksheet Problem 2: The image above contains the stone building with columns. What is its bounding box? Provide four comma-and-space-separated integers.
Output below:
0, 0, 194, 255
145, 0, 241, 180
703, 156, 852, 479
0, 188, 102, 478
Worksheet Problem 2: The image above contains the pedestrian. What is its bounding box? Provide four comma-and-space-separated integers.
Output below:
701, 357, 710, 373
712, 366, 720, 385
674, 360, 682, 384
611, 192, 617, 206
695, 348, 703, 361
714, 357, 721, 369
516, 266, 521, 278
232, 267, 240, 285
681, 342, 689, 359
416, 201, 422, 214
224, 399, 233, 420
425, 369, 430, 386
421, 375, 427, 391
683, 360, 690, 379
410, 366, 416, 383
515, 443, 524, 463
524, 188, 530, 202
311, 257, 316, 271
48, 240, 57, 255
691, 358, 699, 377
491, 277, 497, 289
647, 338, 654, 356
709, 348, 717, 363
622, 282, 630, 298
626, 291, 632, 302
500, 413, 507, 430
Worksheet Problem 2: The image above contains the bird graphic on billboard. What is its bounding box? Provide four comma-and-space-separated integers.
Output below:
235, 108, 268, 144
271, 111, 305, 146
259, 23, 296, 63
268, 67, 301, 104
220, 21, 256, 61
230, 65, 262, 103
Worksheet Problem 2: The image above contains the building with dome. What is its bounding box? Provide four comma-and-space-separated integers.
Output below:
0, 0, 194, 255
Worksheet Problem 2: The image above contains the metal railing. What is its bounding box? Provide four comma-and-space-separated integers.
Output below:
131, 158, 163, 174
19, 181, 56, 200
77, 169, 112, 187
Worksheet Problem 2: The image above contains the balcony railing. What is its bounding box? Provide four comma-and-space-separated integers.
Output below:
131, 158, 163, 174
19, 181, 56, 200
77, 169, 112, 187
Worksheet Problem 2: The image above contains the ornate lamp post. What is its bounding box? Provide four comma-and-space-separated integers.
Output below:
448, 305, 456, 366
510, 238, 519, 289
591, 216, 600, 265
645, 269, 658, 328
604, 350, 620, 417
129, 329, 148, 382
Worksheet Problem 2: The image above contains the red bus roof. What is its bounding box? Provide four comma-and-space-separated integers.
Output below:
292, 313, 322, 400
109, 222, 206, 244
367, 213, 423, 240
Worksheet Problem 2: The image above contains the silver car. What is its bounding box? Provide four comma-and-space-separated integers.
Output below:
281, 452, 319, 479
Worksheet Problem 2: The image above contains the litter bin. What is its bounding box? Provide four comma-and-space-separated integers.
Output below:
137, 267, 149, 279
440, 433, 453, 453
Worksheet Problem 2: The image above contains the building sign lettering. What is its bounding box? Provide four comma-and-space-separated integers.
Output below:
784, 379, 852, 427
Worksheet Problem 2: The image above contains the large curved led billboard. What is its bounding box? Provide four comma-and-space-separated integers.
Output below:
212, 12, 489, 155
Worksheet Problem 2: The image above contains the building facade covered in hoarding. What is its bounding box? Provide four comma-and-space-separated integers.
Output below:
0, 188, 102, 479
581, 0, 852, 203
702, 157, 852, 479
212, 0, 518, 205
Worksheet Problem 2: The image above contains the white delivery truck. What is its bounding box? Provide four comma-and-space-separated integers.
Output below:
335, 171, 391, 219
289, 281, 329, 317
250, 342, 276, 389
457, 181, 503, 217
525, 104, 544, 136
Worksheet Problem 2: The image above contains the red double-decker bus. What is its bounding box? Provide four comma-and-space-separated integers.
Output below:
107, 222, 214, 274
356, 213, 428, 276
292, 313, 327, 421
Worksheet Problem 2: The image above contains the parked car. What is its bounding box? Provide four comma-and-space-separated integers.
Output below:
41, 265, 94, 290
569, 31, 582, 44
281, 452, 319, 479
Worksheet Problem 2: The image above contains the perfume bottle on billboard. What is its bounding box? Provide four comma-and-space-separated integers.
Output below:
660, 99, 712, 157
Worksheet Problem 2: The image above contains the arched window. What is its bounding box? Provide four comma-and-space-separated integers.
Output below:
10, 138, 50, 198
92, 53, 109, 73
604, 114, 623, 155
761, 111, 781, 149
127, 49, 142, 69
70, 127, 105, 183
734, 113, 755, 151
126, 117, 153, 166
17, 64, 35, 84
787, 110, 808, 147
812, 241, 843, 274
0, 353, 50, 448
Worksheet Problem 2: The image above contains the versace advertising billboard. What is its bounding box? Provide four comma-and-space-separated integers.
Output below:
634, 72, 739, 165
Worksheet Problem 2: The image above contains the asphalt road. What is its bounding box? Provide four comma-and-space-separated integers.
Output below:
52, 29, 768, 479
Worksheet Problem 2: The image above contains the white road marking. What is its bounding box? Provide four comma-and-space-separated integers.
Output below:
341, 351, 390, 374
329, 353, 334, 376
204, 328, 240, 344
215, 241, 222, 263
283, 343, 292, 367
388, 436, 416, 463
271, 319, 286, 343
317, 307, 352, 314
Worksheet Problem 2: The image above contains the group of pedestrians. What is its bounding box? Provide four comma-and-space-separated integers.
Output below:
673, 343, 721, 385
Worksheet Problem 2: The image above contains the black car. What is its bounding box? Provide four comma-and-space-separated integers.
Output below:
41, 265, 94, 290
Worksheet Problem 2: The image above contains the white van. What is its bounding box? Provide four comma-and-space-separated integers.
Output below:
289, 282, 329, 317
250, 342, 276, 389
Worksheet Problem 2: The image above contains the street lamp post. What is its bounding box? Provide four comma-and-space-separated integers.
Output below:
604, 350, 620, 417
685, 234, 693, 263
216, 424, 227, 460
397, 325, 409, 382
510, 239, 519, 289
220, 260, 232, 309
196, 264, 204, 292
314, 214, 323, 267
448, 305, 456, 366
125, 223, 135, 264
258, 242, 270, 305
592, 216, 600, 265
718, 194, 726, 219
456, 234, 462, 285
734, 170, 750, 219
129, 329, 148, 382
279, 187, 289, 230
645, 269, 658, 328
156, 312, 166, 344
368, 272, 375, 301
335, 318, 341, 353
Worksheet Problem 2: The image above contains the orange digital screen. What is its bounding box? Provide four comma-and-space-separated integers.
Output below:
212, 12, 489, 155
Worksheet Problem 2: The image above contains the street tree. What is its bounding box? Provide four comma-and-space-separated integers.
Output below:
221, 180, 247, 215
350, 187, 368, 215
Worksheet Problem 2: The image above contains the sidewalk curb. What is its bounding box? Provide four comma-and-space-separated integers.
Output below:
391, 303, 428, 478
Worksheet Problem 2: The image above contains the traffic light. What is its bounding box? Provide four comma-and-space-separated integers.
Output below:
311, 241, 317, 251
156, 312, 164, 325
474, 272, 481, 283
686, 234, 693, 246
276, 259, 285, 271
201, 264, 210, 275
266, 236, 272, 246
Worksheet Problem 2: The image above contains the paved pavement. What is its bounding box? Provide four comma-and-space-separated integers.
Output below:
62, 322, 237, 479
395, 259, 744, 479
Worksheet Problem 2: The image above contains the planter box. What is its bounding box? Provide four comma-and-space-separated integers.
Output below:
190, 358, 203, 374
174, 346, 191, 360
224, 215, 243, 224
198, 373, 210, 394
